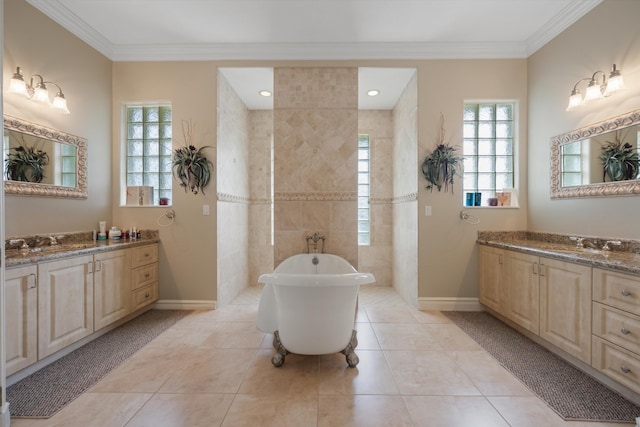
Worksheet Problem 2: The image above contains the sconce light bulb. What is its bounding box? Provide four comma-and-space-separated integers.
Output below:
584, 80, 604, 102
32, 85, 51, 105
566, 90, 583, 111
51, 92, 70, 115
8, 67, 30, 97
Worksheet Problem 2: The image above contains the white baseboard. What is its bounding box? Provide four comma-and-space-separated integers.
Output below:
153, 299, 216, 310
418, 297, 484, 312
0, 403, 9, 427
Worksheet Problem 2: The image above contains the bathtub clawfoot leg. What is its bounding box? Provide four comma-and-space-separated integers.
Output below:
341, 330, 359, 368
271, 331, 289, 367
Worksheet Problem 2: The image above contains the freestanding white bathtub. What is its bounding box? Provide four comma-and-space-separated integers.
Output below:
257, 253, 375, 367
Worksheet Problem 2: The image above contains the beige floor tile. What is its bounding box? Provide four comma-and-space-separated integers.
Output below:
421, 323, 481, 350
488, 396, 570, 427
159, 348, 255, 394
384, 350, 481, 395
404, 395, 510, 427
146, 326, 218, 349
199, 321, 265, 349
318, 395, 414, 427
12, 393, 151, 427
90, 346, 185, 393
409, 309, 453, 324
354, 322, 381, 350
207, 304, 259, 322
365, 305, 419, 323
238, 349, 319, 395
318, 350, 399, 395
446, 350, 533, 396
125, 393, 235, 427
372, 323, 443, 350
222, 394, 318, 427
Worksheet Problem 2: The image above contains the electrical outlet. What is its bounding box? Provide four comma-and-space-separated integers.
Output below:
203, 204, 210, 216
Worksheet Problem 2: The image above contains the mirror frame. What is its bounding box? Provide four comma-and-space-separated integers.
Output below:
3, 115, 87, 198
550, 108, 640, 199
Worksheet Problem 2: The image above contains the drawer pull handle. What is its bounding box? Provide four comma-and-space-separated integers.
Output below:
621, 366, 632, 374
144, 253, 150, 257
621, 290, 632, 297
144, 273, 150, 278
621, 328, 632, 335
145, 292, 150, 298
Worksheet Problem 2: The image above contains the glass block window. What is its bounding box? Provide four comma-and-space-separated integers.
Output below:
463, 103, 515, 204
358, 135, 370, 246
125, 105, 172, 205
60, 143, 76, 187
561, 140, 583, 187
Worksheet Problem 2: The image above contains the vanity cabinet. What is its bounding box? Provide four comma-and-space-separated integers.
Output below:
94, 249, 131, 330
131, 244, 159, 311
592, 268, 640, 394
539, 258, 591, 364
478, 245, 504, 313
504, 251, 540, 335
5, 265, 38, 376
478, 246, 592, 364
38, 255, 94, 358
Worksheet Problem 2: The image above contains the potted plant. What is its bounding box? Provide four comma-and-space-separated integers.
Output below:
421, 114, 463, 193
5, 139, 49, 183
600, 131, 639, 182
172, 120, 213, 194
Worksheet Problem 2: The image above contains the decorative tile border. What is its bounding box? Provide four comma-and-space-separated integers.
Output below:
392, 192, 418, 204
217, 193, 251, 204
274, 192, 357, 201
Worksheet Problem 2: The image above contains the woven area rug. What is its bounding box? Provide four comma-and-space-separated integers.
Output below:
443, 311, 640, 422
8, 309, 191, 418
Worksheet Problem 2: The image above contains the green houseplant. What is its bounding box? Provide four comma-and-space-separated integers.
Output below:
421, 114, 463, 193
5, 141, 49, 183
172, 120, 214, 194
600, 131, 639, 182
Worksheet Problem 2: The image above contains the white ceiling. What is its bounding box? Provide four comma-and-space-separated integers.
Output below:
26, 0, 602, 110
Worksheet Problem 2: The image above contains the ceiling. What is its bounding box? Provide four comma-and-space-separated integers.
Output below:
26, 0, 602, 110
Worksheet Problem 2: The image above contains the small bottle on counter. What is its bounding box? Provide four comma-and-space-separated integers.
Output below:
109, 226, 121, 240
131, 227, 137, 240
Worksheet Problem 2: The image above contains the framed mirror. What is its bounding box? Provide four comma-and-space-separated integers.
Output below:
551, 109, 640, 199
3, 115, 87, 198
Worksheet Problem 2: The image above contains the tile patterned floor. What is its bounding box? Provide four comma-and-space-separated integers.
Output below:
11, 286, 635, 427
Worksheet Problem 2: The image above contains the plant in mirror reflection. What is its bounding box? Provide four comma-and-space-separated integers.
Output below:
600, 130, 639, 182
172, 120, 214, 195
4, 134, 49, 183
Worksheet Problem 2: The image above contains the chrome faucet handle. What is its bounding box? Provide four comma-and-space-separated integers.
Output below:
602, 240, 622, 251
569, 236, 584, 248
9, 239, 29, 249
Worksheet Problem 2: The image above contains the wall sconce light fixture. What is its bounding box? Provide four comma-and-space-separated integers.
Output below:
566, 64, 625, 111
7, 66, 70, 114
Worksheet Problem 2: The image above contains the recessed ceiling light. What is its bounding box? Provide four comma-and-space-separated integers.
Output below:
367, 89, 380, 97
259, 90, 272, 97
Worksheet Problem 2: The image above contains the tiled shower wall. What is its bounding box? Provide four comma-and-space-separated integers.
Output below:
358, 111, 393, 286
249, 110, 274, 285
273, 68, 359, 267
217, 73, 250, 306
392, 72, 418, 306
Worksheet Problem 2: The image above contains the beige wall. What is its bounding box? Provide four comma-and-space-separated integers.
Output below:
273, 68, 359, 267
417, 59, 529, 305
528, 0, 640, 238
3, 0, 112, 236
112, 61, 218, 303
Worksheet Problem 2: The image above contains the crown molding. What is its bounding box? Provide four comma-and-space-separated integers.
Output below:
525, 0, 602, 56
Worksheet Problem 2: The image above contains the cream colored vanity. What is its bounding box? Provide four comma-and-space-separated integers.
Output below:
5, 238, 159, 377
478, 232, 640, 399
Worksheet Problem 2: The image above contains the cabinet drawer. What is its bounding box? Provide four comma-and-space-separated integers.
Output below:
132, 263, 158, 290
593, 268, 640, 316
592, 336, 640, 394
132, 283, 158, 311
593, 302, 640, 355
131, 244, 158, 268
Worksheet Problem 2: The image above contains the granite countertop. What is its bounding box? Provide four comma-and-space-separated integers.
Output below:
477, 231, 640, 276
5, 230, 159, 268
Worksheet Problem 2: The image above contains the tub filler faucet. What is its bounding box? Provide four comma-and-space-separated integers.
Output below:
306, 233, 326, 254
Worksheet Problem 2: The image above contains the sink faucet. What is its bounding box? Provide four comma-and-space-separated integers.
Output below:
569, 236, 597, 249
37, 235, 60, 246
9, 239, 29, 249
602, 240, 622, 251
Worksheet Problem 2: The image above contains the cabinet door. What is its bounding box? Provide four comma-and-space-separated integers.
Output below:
38, 255, 94, 358
505, 251, 540, 334
5, 265, 38, 375
539, 257, 592, 363
478, 245, 504, 313
94, 249, 131, 330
